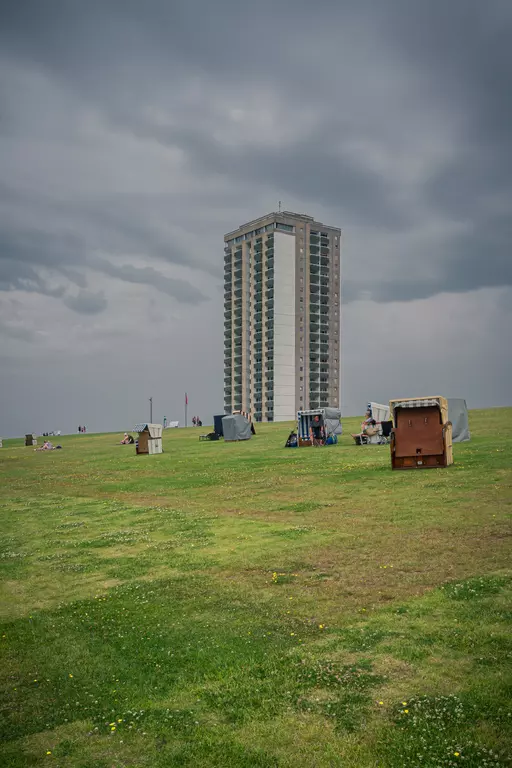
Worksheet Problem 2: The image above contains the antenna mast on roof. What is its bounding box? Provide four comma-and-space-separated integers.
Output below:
278, 200, 282, 213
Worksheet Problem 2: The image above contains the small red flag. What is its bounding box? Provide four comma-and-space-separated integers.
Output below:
185, 392, 188, 405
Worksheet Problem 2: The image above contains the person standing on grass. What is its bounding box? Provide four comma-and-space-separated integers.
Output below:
310, 415, 325, 446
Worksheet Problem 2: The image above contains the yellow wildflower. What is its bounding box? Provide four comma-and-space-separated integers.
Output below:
378, 701, 384, 706
454, 753, 460, 758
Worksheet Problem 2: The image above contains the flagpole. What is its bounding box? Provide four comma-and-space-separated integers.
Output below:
185, 393, 188, 428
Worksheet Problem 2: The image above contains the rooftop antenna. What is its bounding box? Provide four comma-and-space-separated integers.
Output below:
278, 200, 282, 213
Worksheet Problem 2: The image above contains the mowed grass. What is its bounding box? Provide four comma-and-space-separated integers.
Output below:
0, 409, 511, 767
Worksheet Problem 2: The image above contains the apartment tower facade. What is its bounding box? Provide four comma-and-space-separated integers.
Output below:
224, 211, 341, 422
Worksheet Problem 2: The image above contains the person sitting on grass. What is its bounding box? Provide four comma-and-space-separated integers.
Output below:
120, 433, 134, 445
35, 440, 54, 451
352, 417, 379, 444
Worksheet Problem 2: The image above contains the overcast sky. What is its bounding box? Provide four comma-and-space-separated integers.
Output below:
0, 0, 511, 436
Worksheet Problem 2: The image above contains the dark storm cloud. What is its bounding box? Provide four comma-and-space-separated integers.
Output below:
1, 0, 511, 303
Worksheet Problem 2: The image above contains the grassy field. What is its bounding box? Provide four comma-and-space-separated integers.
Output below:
1, 409, 511, 767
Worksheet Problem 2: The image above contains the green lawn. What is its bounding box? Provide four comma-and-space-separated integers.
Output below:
1, 409, 511, 767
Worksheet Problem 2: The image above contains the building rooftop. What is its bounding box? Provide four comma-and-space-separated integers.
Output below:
224, 211, 341, 240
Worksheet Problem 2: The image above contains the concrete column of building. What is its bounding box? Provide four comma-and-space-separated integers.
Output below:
330, 233, 341, 407
241, 241, 250, 414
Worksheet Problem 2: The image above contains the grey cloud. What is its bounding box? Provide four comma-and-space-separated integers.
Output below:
90, 256, 208, 305
123, 116, 412, 233
1, 0, 511, 301
0, 257, 66, 298
0, 319, 37, 342
0, 223, 209, 306
63, 289, 107, 314
344, 212, 512, 304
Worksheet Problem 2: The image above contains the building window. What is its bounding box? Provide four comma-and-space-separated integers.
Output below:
300, 377, 303, 381
300, 366, 303, 371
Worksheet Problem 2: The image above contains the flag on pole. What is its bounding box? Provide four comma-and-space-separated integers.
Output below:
185, 392, 188, 405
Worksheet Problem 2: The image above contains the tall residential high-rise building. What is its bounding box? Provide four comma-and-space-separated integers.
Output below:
223, 211, 341, 422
